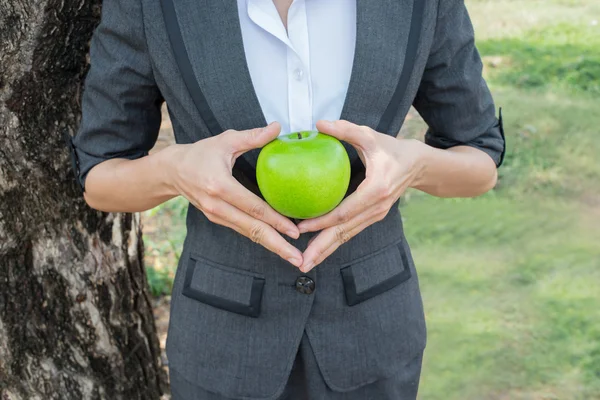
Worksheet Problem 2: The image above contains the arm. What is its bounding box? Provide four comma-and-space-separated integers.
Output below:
72, 0, 165, 210
71, 0, 302, 266
296, 0, 505, 271
83, 146, 178, 213
411, 0, 505, 197
410, 141, 499, 198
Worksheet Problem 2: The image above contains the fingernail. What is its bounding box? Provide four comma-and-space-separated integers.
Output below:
287, 230, 299, 239
321, 120, 334, 129
301, 262, 314, 273
288, 257, 302, 267
297, 225, 307, 234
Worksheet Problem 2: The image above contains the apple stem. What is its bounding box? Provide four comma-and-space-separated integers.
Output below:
297, 132, 302, 140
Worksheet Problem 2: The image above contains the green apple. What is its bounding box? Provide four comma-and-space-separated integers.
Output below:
256, 131, 351, 219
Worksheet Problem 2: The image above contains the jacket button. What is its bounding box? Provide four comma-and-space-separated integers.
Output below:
295, 276, 315, 294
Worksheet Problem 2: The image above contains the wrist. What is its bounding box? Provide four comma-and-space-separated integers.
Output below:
406, 139, 433, 188
157, 144, 188, 197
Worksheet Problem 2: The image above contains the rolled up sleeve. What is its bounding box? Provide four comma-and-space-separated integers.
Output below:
70, 0, 163, 191
413, 0, 505, 167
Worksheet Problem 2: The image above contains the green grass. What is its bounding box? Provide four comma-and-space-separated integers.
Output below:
489, 88, 600, 199
142, 0, 600, 397
143, 196, 187, 297
406, 1, 600, 397
478, 24, 600, 95
404, 195, 600, 399
468, 0, 600, 41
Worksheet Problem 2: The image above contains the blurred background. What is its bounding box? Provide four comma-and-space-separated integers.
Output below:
144, 1, 600, 398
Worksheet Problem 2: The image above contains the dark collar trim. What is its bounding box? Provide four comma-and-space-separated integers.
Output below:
376, 0, 427, 134
161, 0, 223, 136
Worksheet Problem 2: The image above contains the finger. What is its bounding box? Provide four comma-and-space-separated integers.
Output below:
316, 120, 376, 151
297, 181, 380, 233
190, 194, 302, 266
300, 216, 377, 273
299, 230, 332, 273
206, 213, 302, 267
299, 208, 381, 272
219, 177, 299, 239
209, 199, 303, 267
221, 121, 281, 156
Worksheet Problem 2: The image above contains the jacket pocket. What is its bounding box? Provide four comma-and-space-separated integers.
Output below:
182, 253, 265, 317
340, 239, 412, 306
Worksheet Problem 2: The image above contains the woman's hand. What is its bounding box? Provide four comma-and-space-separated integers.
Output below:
296, 120, 428, 272
167, 122, 304, 267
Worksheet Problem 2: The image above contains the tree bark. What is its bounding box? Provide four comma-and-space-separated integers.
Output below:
0, 1, 167, 399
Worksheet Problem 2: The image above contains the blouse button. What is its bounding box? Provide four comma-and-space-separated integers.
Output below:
293, 68, 304, 81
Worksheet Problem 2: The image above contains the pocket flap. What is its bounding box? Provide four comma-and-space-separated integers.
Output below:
182, 254, 265, 317
340, 239, 412, 306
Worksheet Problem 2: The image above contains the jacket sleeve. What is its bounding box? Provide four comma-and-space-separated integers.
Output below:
412, 0, 505, 167
70, 0, 163, 191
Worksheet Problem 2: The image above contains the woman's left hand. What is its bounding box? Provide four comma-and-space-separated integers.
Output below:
297, 119, 428, 273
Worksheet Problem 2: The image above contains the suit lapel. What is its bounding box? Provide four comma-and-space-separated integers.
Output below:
339, 0, 420, 134
164, 0, 268, 164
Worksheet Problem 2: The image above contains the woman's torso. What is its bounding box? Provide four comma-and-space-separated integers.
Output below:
144, 1, 432, 397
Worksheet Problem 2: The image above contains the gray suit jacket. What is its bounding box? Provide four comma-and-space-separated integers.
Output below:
70, 0, 505, 399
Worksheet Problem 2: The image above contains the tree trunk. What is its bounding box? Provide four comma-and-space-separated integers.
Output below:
0, 1, 167, 399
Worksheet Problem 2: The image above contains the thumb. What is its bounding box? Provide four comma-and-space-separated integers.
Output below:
224, 122, 281, 156
316, 119, 374, 151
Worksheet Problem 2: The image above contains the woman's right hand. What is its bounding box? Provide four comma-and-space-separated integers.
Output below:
167, 122, 303, 268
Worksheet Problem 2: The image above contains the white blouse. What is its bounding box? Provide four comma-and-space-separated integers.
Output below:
237, 0, 357, 135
